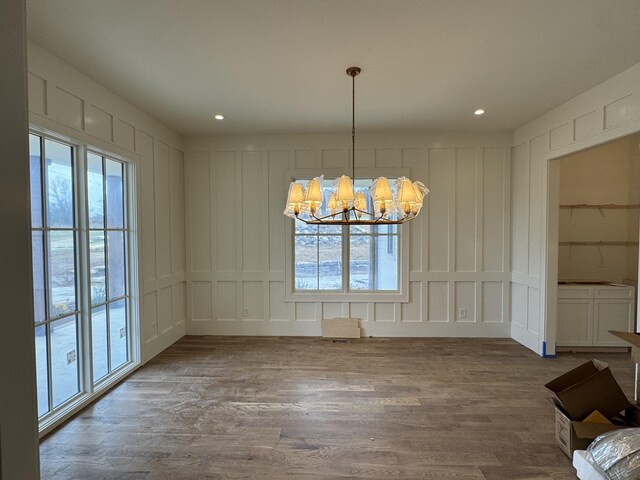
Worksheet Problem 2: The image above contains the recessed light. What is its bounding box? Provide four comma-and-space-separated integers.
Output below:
474, 109, 485, 116
214, 114, 224, 120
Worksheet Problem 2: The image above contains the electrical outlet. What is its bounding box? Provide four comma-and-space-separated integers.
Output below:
459, 308, 467, 319
66, 350, 76, 364
244, 308, 250, 317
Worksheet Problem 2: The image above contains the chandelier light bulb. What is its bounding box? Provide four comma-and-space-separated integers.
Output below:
354, 192, 367, 219
327, 193, 338, 214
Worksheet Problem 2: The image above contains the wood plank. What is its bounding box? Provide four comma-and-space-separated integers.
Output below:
40, 336, 636, 478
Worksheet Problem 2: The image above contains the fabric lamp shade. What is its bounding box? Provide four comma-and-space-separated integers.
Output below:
283, 182, 307, 217
354, 192, 367, 210
411, 181, 429, 214
371, 177, 394, 216
371, 177, 393, 202
305, 176, 324, 213
335, 175, 355, 210
287, 182, 305, 203
396, 177, 418, 215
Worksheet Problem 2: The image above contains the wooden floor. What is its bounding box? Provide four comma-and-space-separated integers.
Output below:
40, 336, 636, 479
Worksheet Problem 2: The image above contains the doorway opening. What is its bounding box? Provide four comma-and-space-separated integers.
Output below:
549, 133, 640, 350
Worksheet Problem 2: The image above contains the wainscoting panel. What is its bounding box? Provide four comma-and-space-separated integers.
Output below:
185, 132, 511, 336
27, 41, 186, 362
512, 62, 640, 355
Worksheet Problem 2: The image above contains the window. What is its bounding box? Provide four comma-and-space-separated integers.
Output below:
348, 223, 398, 291
289, 177, 407, 302
86, 152, 130, 382
30, 135, 80, 418
295, 223, 343, 290
29, 131, 136, 427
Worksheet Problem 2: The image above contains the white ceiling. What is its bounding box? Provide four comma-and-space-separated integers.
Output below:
26, 0, 640, 136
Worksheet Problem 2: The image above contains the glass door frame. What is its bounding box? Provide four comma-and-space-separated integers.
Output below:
30, 126, 141, 437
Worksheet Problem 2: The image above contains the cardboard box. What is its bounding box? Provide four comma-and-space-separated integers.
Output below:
552, 400, 627, 458
545, 359, 631, 420
321, 317, 360, 338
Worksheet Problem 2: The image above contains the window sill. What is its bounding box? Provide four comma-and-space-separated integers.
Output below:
38, 360, 140, 438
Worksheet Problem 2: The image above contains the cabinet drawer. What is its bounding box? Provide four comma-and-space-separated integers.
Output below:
557, 286, 594, 299
595, 286, 635, 299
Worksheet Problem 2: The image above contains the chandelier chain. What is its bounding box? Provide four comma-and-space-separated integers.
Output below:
352, 71, 356, 181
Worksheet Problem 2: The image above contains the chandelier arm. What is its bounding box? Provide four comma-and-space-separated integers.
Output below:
300, 218, 408, 225
310, 210, 343, 222
352, 207, 372, 215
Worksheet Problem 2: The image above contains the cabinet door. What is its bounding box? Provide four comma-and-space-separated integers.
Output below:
557, 299, 593, 346
593, 298, 634, 347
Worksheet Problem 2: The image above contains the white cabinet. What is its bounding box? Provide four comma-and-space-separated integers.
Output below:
557, 284, 635, 347
557, 298, 593, 346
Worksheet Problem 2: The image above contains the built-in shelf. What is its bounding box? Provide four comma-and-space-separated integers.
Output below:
560, 204, 640, 209
559, 241, 639, 246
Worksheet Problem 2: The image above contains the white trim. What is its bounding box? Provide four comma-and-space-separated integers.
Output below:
541, 119, 640, 357
29, 113, 139, 161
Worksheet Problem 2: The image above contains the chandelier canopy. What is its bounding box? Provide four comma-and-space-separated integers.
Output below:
283, 67, 429, 225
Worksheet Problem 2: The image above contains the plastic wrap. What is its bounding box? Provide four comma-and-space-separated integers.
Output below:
587, 428, 640, 479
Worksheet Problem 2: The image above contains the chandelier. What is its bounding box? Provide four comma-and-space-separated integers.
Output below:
283, 67, 429, 225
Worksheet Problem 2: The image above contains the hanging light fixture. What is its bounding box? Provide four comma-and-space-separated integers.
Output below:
283, 66, 429, 225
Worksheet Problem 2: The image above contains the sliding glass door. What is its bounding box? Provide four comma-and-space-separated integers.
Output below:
29, 131, 135, 425
30, 134, 80, 417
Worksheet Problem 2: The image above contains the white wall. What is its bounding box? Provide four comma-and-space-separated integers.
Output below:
558, 135, 640, 283
512, 61, 640, 355
26, 41, 187, 362
0, 0, 40, 477
185, 132, 512, 337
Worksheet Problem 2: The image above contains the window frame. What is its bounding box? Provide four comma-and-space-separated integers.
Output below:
85, 150, 131, 382
284, 168, 410, 303
30, 133, 83, 419
29, 125, 141, 437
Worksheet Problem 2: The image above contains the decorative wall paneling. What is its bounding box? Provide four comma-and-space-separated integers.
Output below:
511, 61, 640, 355
185, 133, 512, 337
27, 41, 187, 362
